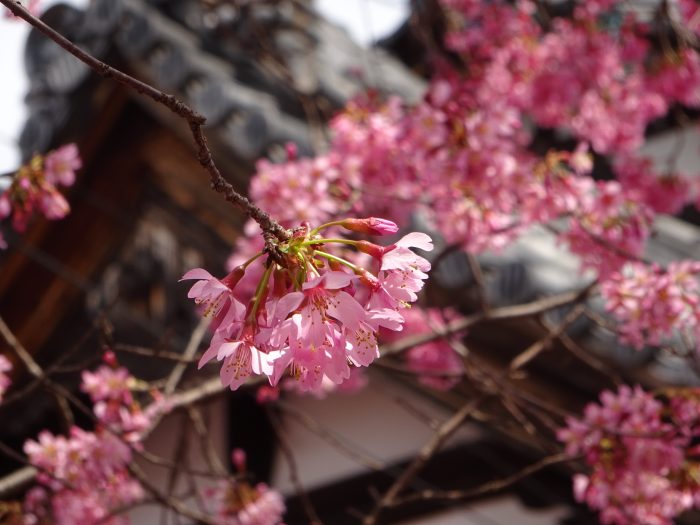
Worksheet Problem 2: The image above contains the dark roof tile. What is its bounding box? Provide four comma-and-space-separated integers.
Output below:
21, 0, 424, 164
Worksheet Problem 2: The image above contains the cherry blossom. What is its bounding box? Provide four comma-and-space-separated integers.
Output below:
250, 147, 342, 228
44, 143, 82, 187
613, 155, 693, 215
562, 181, 654, 279
188, 222, 431, 393
601, 261, 700, 350
205, 482, 285, 525
19, 355, 173, 523
80, 356, 170, 443
182, 267, 246, 320
0, 144, 81, 247
81, 365, 132, 404
558, 385, 700, 525
203, 449, 286, 525
23, 427, 142, 525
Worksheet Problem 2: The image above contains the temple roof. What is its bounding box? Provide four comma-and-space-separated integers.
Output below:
19, 0, 424, 164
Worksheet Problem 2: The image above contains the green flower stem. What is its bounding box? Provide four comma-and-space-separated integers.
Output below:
301, 238, 360, 247
309, 220, 347, 236
314, 250, 359, 271
241, 251, 265, 269
248, 264, 274, 323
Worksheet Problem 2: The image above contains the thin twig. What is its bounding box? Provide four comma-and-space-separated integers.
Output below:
0, 316, 44, 378
186, 406, 228, 476
382, 286, 594, 358
362, 395, 488, 525
268, 408, 324, 525
466, 253, 490, 313
113, 344, 199, 363
164, 318, 209, 395
391, 452, 573, 506
277, 401, 385, 471
509, 304, 586, 371
129, 463, 219, 525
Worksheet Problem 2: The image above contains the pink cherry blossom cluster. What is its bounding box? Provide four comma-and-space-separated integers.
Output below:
613, 155, 694, 215
601, 261, 700, 350
647, 48, 700, 108
244, 86, 550, 255
558, 385, 700, 525
23, 427, 142, 525
184, 219, 432, 393
279, 365, 369, 399
0, 354, 11, 403
0, 143, 81, 249
562, 181, 654, 279
329, 96, 422, 224
442, 0, 697, 154
20, 355, 171, 524
217, 0, 700, 402
250, 144, 343, 228
242, 64, 676, 264
380, 308, 464, 391
247, 95, 420, 229
239, 0, 700, 257
81, 356, 170, 443
202, 449, 286, 525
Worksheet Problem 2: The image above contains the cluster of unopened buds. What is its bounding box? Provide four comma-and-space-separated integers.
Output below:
184, 218, 432, 392
0, 143, 81, 248
203, 449, 286, 525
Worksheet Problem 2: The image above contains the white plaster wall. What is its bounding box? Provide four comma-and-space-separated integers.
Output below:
271, 375, 482, 494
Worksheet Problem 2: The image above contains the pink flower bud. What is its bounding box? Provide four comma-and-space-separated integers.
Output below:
256, 385, 280, 404
356, 268, 380, 291
222, 266, 246, 290
285, 142, 298, 160
355, 240, 387, 259
232, 448, 247, 472
340, 217, 399, 235
102, 350, 118, 368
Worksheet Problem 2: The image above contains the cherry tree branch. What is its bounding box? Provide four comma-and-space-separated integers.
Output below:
381, 285, 593, 357
0, 284, 593, 498
0, 0, 289, 243
362, 282, 598, 523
